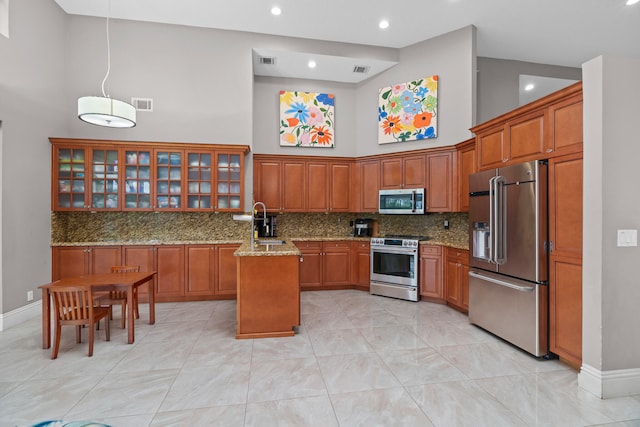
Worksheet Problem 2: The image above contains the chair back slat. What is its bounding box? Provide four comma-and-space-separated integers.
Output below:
51, 285, 93, 322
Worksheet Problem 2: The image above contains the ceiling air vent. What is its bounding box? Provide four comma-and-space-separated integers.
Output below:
131, 98, 153, 112
353, 65, 370, 74
259, 56, 277, 65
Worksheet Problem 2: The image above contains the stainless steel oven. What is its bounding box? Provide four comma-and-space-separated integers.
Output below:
370, 236, 422, 302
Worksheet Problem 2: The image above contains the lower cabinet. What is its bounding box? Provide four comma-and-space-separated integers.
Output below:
295, 240, 352, 289
351, 241, 370, 290
444, 247, 470, 312
185, 244, 240, 297
52, 246, 122, 280
419, 245, 444, 302
121, 245, 185, 301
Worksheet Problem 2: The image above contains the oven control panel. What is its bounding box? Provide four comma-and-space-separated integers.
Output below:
371, 237, 420, 248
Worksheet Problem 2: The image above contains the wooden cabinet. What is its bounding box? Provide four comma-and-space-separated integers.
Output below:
380, 155, 425, 189
456, 138, 476, 212
323, 241, 351, 286
351, 241, 371, 289
295, 241, 323, 288
419, 245, 443, 302
121, 244, 184, 302
52, 246, 121, 280
549, 153, 583, 366
425, 149, 455, 212
444, 247, 469, 312
351, 159, 380, 213
51, 139, 249, 212
295, 240, 351, 288
547, 93, 583, 157
254, 155, 350, 213
472, 82, 583, 171
185, 243, 240, 297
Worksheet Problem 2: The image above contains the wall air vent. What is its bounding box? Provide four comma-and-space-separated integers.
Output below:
131, 98, 153, 112
259, 56, 277, 65
353, 65, 370, 74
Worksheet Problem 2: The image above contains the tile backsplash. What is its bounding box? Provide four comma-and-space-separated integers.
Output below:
51, 211, 468, 247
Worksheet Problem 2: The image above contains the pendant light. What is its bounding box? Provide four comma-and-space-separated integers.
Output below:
78, 0, 136, 128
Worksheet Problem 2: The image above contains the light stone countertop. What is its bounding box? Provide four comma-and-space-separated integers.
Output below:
234, 240, 302, 257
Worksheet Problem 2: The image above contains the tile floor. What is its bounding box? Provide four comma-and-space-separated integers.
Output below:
1, 290, 640, 427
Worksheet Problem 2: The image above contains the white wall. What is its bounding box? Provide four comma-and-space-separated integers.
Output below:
581, 55, 640, 398
0, 0, 67, 313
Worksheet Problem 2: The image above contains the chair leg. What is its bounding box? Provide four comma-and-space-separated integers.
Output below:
105, 315, 110, 342
76, 325, 82, 343
134, 290, 140, 319
88, 319, 95, 357
52, 322, 62, 359
121, 301, 127, 329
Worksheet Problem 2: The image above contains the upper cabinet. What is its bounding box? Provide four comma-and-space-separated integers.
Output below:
51, 139, 249, 212
425, 149, 455, 213
380, 154, 425, 189
472, 82, 583, 171
456, 138, 476, 213
253, 155, 350, 213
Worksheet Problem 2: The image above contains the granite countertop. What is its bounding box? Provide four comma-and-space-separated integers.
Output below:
51, 235, 469, 250
234, 240, 301, 257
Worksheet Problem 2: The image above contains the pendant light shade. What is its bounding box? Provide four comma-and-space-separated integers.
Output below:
78, 96, 136, 128
78, 0, 136, 128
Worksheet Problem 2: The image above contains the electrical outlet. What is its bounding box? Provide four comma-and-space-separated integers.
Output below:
27, 291, 34, 301
444, 220, 450, 230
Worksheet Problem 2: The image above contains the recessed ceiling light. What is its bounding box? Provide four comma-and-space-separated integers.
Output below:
379, 19, 389, 29
308, 60, 317, 69
524, 83, 535, 91
271, 6, 282, 15
627, 0, 639, 5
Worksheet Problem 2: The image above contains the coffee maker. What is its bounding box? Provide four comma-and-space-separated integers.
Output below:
353, 218, 374, 237
256, 215, 277, 237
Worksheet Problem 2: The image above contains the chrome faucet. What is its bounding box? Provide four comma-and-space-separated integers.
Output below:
251, 201, 267, 247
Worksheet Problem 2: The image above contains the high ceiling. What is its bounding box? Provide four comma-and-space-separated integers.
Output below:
54, 0, 640, 83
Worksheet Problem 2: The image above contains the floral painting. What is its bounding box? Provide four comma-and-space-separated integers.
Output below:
280, 91, 335, 148
378, 75, 438, 144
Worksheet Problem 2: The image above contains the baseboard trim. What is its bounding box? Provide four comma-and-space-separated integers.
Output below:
579, 363, 640, 398
0, 301, 40, 331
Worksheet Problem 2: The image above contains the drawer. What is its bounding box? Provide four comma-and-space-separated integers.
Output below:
446, 247, 469, 263
294, 241, 322, 250
420, 245, 442, 256
352, 241, 370, 250
323, 241, 350, 250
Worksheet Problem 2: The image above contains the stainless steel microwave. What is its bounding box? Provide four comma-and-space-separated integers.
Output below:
379, 188, 425, 214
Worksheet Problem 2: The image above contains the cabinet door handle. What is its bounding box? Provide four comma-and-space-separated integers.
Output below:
546, 148, 553, 153
300, 257, 304, 262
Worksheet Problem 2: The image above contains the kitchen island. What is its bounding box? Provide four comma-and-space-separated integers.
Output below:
234, 240, 301, 339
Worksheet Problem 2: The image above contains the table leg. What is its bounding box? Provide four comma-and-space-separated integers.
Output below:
149, 279, 155, 325
127, 286, 135, 344
41, 288, 51, 349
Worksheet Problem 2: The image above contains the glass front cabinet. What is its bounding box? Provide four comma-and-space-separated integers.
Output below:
51, 139, 249, 212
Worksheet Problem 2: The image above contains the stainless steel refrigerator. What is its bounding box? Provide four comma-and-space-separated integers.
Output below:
468, 160, 549, 357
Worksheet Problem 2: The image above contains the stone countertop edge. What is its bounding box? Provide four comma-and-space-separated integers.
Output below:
234, 241, 302, 257
50, 236, 469, 250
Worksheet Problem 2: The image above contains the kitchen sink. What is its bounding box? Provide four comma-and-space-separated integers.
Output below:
256, 239, 286, 245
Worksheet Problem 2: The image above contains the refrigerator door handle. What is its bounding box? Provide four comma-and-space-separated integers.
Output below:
488, 176, 496, 264
494, 175, 507, 265
469, 271, 535, 292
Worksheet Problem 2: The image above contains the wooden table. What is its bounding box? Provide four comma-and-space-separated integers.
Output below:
39, 271, 157, 349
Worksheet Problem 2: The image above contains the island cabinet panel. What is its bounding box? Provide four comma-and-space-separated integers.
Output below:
425, 149, 455, 212
444, 247, 469, 313
236, 255, 300, 339
456, 138, 476, 212
351, 241, 371, 289
419, 245, 443, 302
52, 246, 122, 281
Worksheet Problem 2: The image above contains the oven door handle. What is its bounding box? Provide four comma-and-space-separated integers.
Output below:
371, 246, 417, 255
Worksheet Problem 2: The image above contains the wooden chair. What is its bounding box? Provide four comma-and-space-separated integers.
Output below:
98, 265, 141, 328
50, 285, 110, 359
